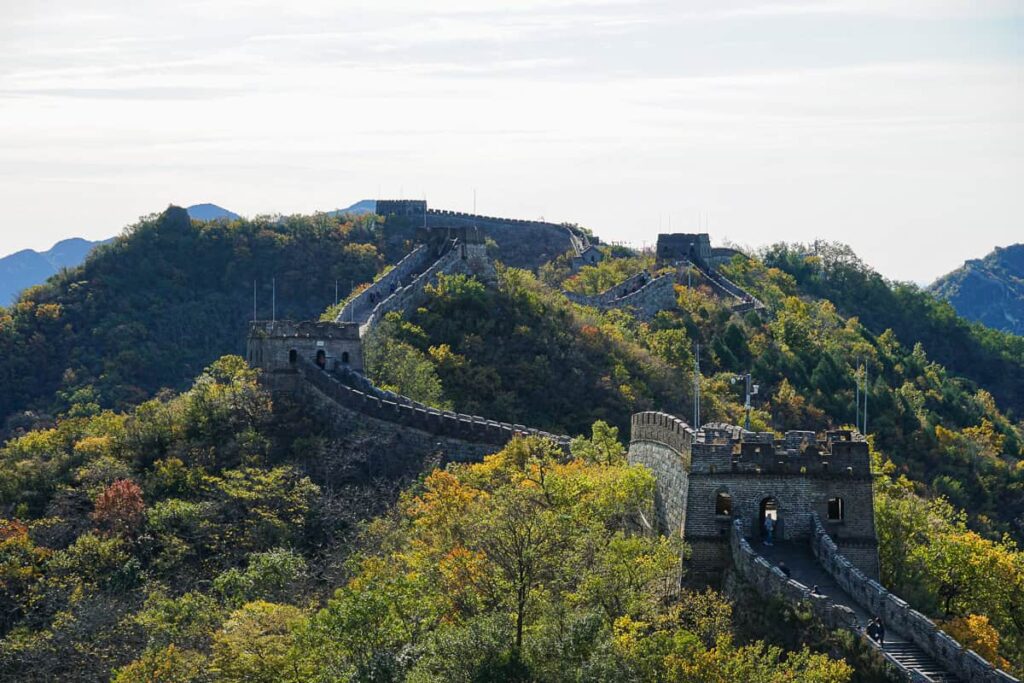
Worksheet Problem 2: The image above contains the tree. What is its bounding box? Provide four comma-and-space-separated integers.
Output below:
93, 479, 146, 539
210, 601, 309, 683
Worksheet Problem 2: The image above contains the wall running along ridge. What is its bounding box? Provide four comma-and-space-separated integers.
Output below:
298, 357, 571, 450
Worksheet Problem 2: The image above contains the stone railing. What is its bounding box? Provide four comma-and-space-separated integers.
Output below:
426, 208, 565, 229
811, 515, 1019, 683
630, 411, 695, 459
729, 519, 860, 630
297, 357, 571, 450
564, 270, 653, 307
359, 241, 461, 337
335, 244, 433, 324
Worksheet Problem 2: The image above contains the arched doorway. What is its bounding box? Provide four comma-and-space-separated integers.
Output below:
315, 349, 326, 369
288, 349, 297, 364
341, 351, 350, 365
758, 497, 780, 545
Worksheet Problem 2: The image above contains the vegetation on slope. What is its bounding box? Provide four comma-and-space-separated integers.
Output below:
930, 243, 1024, 336
0, 207, 401, 433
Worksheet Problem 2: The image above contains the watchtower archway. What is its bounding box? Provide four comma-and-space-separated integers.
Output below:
315, 349, 326, 369
758, 496, 780, 542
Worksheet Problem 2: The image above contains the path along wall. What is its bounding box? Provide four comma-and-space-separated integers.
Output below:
425, 210, 573, 269
298, 357, 571, 451
811, 516, 1018, 683
335, 244, 432, 324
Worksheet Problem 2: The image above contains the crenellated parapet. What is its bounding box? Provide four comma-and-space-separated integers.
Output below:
729, 518, 859, 630
299, 358, 571, 450
811, 516, 1019, 683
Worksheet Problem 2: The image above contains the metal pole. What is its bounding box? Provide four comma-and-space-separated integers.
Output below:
855, 362, 861, 431
272, 278, 276, 323
744, 373, 752, 431
693, 343, 701, 428
253, 280, 257, 322
863, 364, 868, 435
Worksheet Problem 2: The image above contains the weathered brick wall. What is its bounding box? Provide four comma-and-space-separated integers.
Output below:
627, 412, 695, 538
425, 210, 573, 269
730, 519, 860, 630
247, 321, 364, 374
811, 516, 1018, 683
335, 244, 432, 324
299, 358, 571, 450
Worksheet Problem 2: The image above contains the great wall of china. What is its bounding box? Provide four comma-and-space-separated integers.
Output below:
244, 201, 1015, 682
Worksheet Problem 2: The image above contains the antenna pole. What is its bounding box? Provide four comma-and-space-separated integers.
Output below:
693, 343, 701, 428
855, 361, 861, 431
863, 364, 869, 435
272, 278, 276, 323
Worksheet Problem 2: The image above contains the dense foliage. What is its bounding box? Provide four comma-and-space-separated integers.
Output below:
364, 269, 686, 435
0, 206, 411, 432
930, 243, 1024, 336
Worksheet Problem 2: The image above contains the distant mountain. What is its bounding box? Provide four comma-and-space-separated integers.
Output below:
0, 237, 111, 305
327, 199, 375, 216
930, 244, 1024, 336
186, 203, 240, 221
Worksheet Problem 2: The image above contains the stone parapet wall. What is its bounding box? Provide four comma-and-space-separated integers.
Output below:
729, 519, 860, 630
564, 270, 654, 307
335, 244, 432, 324
359, 243, 464, 337
811, 516, 1018, 683
630, 412, 695, 461
298, 358, 571, 450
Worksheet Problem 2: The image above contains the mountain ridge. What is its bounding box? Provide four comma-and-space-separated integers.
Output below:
930, 243, 1024, 336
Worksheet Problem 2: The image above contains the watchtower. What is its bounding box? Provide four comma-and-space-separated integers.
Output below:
628, 412, 879, 582
246, 320, 363, 391
656, 233, 712, 267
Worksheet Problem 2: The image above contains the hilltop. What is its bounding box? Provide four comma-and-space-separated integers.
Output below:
0, 237, 111, 305
1, 204, 1023, 681
930, 244, 1024, 336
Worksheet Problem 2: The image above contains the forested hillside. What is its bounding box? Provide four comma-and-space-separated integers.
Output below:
3, 213, 1024, 679
930, 243, 1024, 337
0, 207, 413, 433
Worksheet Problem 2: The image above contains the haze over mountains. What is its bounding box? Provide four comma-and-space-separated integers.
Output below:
930, 244, 1024, 336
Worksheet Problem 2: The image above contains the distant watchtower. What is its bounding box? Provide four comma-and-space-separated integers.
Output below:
656, 233, 712, 267
376, 200, 427, 219
628, 412, 879, 582
246, 321, 363, 391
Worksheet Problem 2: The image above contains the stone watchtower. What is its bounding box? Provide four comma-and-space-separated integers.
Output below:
655, 233, 712, 268
628, 412, 879, 582
246, 320, 363, 392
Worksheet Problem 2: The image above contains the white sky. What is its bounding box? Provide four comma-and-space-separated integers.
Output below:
1, 0, 1021, 283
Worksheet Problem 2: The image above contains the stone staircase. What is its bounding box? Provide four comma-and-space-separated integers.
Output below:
758, 541, 959, 682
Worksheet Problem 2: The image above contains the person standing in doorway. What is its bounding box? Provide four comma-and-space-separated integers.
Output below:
764, 514, 775, 546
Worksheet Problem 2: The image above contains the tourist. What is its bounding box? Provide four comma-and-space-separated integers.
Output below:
779, 561, 791, 578
764, 515, 775, 546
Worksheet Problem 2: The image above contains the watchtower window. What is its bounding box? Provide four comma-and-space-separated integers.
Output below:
288, 349, 297, 364
315, 349, 326, 369
341, 351, 350, 364
715, 492, 732, 517
827, 497, 845, 521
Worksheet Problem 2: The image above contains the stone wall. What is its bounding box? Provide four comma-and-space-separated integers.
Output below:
569, 273, 678, 320
730, 518, 860, 630
811, 516, 1019, 683
425, 209, 573, 269
628, 412, 695, 538
247, 320, 364, 375
298, 358, 571, 450
688, 471, 879, 578
564, 270, 654, 307
359, 242, 466, 337
335, 244, 432, 324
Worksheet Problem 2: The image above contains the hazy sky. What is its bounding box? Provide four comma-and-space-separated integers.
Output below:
1, 0, 1021, 283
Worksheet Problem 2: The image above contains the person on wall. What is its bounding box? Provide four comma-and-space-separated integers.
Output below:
764, 515, 775, 546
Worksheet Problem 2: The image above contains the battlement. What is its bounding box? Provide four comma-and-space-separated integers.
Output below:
301, 360, 571, 450
376, 199, 427, 217
630, 411, 696, 463
656, 233, 712, 267
248, 320, 361, 341
690, 424, 871, 477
